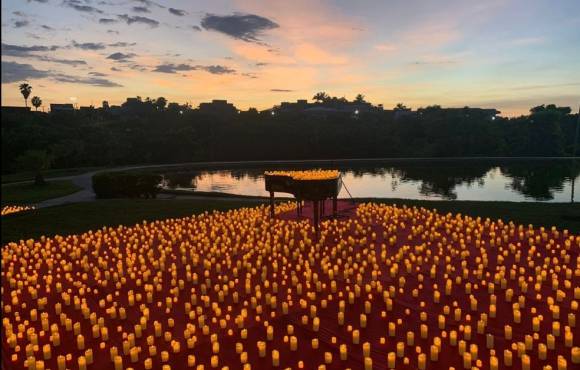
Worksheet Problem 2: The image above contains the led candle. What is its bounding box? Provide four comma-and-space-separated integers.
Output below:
272, 350, 280, 367
145, 358, 153, 369
360, 314, 367, 328
547, 334, 556, 350
539, 343, 547, 360
211, 355, 219, 368
420, 324, 428, 339
430, 345, 439, 361
85, 349, 93, 364
290, 336, 298, 351
557, 356, 567, 370
438, 315, 445, 329
504, 350, 513, 366
450, 331, 457, 346
267, 326, 274, 341
396, 342, 405, 357
130, 347, 139, 363
407, 331, 414, 346
463, 353, 472, 369
490, 355, 499, 370
258, 341, 266, 357
114, 356, 123, 370
505, 325, 513, 340
78, 356, 87, 370
364, 357, 372, 370
325, 352, 333, 364
42, 344, 51, 360
388, 322, 396, 337
312, 338, 319, 349
57, 355, 66, 370
572, 347, 580, 364
352, 330, 360, 344
362, 342, 371, 357
522, 354, 530, 370
418, 353, 426, 370
388, 352, 396, 368
77, 334, 85, 350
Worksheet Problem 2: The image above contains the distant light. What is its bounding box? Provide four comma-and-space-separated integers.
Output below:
491, 116, 496, 120
179, 110, 184, 115
271, 111, 276, 116
354, 109, 359, 115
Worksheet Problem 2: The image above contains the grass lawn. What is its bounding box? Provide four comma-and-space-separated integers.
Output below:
1, 180, 82, 205
1, 199, 266, 244
364, 198, 580, 233
1, 167, 103, 184
2, 197, 578, 244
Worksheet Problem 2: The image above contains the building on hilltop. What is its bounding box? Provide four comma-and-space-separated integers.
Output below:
197, 99, 238, 116
50, 104, 75, 113
1, 106, 31, 115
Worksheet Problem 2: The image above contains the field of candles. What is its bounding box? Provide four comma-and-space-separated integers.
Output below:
2, 201, 579, 370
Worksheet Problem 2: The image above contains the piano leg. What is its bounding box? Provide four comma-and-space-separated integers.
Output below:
333, 195, 337, 217
296, 199, 300, 217
321, 199, 325, 216
313, 200, 319, 240
270, 191, 275, 218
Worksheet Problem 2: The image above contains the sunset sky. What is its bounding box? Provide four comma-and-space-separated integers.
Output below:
2, 0, 579, 116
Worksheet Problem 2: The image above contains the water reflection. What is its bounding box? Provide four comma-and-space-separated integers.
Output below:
160, 160, 580, 202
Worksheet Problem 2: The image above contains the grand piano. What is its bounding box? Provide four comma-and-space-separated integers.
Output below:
264, 170, 342, 233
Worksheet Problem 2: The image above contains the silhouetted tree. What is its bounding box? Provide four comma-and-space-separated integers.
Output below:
19, 83, 32, 108
102, 101, 110, 109
313, 92, 329, 103
156, 97, 167, 111
394, 103, 410, 111
355, 94, 366, 103
31, 96, 42, 111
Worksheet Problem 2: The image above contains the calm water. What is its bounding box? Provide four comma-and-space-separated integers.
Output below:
160, 159, 580, 202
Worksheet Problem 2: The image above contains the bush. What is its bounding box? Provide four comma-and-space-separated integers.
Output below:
92, 172, 161, 199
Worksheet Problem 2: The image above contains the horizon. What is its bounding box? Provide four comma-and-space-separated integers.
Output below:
2, 0, 580, 116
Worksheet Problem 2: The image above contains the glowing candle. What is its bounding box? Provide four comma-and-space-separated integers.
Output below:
325, 352, 333, 364
383, 352, 394, 368
42, 344, 51, 360
360, 314, 367, 328
77, 334, 85, 350
211, 355, 219, 368
340, 344, 348, 360
364, 357, 372, 370
450, 331, 457, 346
353, 330, 360, 344
420, 324, 428, 339
539, 343, 547, 360
145, 358, 153, 369
396, 342, 405, 357
114, 356, 123, 370
78, 356, 87, 370
290, 336, 298, 351
272, 350, 280, 367
548, 334, 556, 350
312, 339, 319, 349
463, 353, 472, 369
557, 356, 567, 370
57, 355, 66, 370
522, 354, 530, 370
258, 341, 266, 357
490, 355, 499, 370
430, 345, 439, 361
407, 331, 414, 346
572, 347, 580, 364
504, 350, 513, 366
130, 347, 139, 363
438, 315, 445, 329
505, 325, 513, 340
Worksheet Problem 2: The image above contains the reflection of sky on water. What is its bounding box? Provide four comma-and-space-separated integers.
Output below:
164, 164, 580, 202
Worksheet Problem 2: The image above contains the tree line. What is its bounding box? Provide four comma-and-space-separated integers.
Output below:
2, 94, 578, 176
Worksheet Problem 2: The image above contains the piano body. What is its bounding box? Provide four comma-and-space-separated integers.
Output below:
264, 170, 342, 234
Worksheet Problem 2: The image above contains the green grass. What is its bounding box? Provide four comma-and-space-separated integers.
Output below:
363, 198, 580, 233
1, 180, 82, 205
1, 167, 103, 184
1, 199, 266, 244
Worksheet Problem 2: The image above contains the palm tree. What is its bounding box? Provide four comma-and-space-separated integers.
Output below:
312, 92, 329, 103
19, 83, 32, 107
355, 94, 365, 103
394, 103, 409, 111
155, 97, 167, 111
31, 96, 42, 111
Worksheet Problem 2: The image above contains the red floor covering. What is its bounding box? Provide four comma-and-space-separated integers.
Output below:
2, 202, 579, 370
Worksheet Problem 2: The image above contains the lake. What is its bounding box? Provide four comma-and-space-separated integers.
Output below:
159, 159, 580, 202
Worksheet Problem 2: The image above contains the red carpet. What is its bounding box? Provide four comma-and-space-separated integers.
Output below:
2, 202, 579, 369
